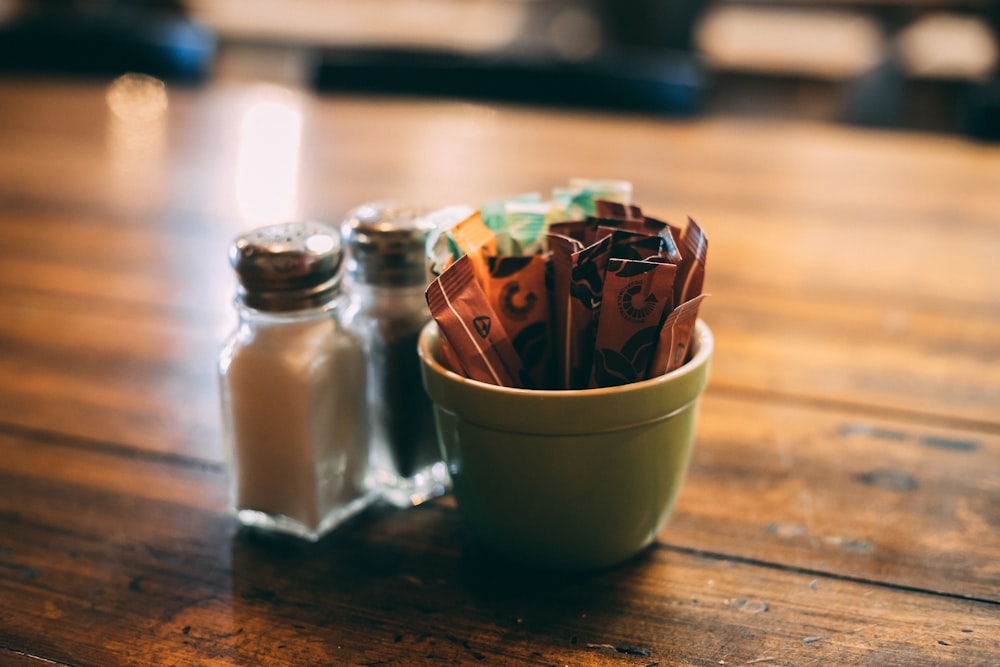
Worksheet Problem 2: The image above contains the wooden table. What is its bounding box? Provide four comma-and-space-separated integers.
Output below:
1, 73, 998, 666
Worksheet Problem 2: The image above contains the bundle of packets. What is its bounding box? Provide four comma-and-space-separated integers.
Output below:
424, 179, 708, 390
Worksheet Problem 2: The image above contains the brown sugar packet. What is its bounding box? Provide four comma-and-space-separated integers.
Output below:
595, 199, 643, 220
640, 256, 677, 314
650, 294, 709, 375
485, 254, 551, 389
425, 255, 524, 388
551, 229, 658, 389
549, 219, 587, 244
567, 234, 614, 389
591, 258, 677, 388
449, 211, 497, 288
589, 214, 683, 264
675, 216, 708, 307
596, 228, 670, 261
642, 216, 684, 264
645, 214, 683, 242
547, 232, 584, 389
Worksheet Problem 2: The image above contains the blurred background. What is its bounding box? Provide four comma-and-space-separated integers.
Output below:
0, 0, 997, 139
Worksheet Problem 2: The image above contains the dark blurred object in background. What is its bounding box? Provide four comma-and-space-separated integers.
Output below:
0, 0, 216, 82
597, 0, 704, 54
961, 78, 1000, 141
312, 0, 708, 115
313, 46, 706, 116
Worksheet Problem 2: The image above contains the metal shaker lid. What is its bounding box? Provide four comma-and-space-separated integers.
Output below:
342, 201, 435, 286
229, 221, 343, 311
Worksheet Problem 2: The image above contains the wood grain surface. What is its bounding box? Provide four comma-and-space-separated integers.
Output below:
0, 75, 997, 666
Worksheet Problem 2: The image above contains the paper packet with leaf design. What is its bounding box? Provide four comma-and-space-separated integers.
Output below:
485, 254, 551, 389
425, 255, 524, 388
591, 258, 677, 387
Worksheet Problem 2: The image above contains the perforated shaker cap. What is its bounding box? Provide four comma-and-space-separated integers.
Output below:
342, 202, 435, 287
229, 221, 343, 312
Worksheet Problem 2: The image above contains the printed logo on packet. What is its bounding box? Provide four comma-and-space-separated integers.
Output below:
617, 280, 659, 323
500, 281, 537, 321
473, 316, 492, 338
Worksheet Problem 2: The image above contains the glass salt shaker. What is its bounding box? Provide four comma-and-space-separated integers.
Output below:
342, 202, 450, 507
218, 221, 375, 540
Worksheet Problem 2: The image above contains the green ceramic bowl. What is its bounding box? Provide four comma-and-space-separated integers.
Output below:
418, 319, 713, 572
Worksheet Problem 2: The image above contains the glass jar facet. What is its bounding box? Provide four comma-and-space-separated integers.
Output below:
219, 302, 374, 540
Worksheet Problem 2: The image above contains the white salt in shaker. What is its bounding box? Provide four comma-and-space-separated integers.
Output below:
342, 202, 450, 507
218, 221, 375, 540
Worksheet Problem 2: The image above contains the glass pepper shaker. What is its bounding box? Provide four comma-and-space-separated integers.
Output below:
218, 221, 375, 540
342, 202, 450, 507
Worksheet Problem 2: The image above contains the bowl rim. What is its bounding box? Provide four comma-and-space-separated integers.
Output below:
418, 318, 713, 398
